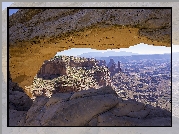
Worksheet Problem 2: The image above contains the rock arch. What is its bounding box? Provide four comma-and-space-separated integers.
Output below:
9, 9, 171, 94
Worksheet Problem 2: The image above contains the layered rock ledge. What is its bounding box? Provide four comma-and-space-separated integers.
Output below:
9, 9, 171, 89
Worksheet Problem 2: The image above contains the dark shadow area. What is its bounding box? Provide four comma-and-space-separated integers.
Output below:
8, 73, 172, 126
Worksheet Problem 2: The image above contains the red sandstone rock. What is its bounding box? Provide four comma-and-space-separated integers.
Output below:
29, 56, 111, 98
37, 60, 67, 79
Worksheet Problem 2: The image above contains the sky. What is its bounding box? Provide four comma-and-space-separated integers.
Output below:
56, 43, 177, 56
9, 9, 19, 16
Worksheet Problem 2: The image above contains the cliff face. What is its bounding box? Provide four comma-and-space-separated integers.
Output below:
9, 9, 171, 89
25, 55, 111, 99
9, 72, 33, 126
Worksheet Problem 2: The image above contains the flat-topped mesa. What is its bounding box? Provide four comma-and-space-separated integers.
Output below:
26, 55, 111, 99
37, 55, 102, 79
9, 9, 171, 90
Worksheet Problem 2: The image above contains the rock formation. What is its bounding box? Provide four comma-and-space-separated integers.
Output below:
9, 72, 33, 126
14, 86, 171, 126
37, 59, 67, 79
8, 8, 171, 126
107, 59, 116, 68
9, 9, 171, 46
107, 59, 122, 76
98, 60, 106, 66
9, 9, 171, 89
9, 69, 171, 126
25, 55, 111, 99
117, 61, 122, 72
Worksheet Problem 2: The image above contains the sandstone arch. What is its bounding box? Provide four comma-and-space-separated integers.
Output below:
9, 9, 171, 94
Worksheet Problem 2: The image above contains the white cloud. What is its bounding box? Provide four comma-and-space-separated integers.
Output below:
172, 44, 179, 52
56, 43, 173, 56
108, 43, 171, 54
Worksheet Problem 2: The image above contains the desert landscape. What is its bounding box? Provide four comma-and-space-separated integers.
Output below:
8, 8, 171, 126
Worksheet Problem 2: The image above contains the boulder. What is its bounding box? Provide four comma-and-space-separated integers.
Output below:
96, 99, 171, 126
109, 99, 145, 117
23, 86, 118, 126
127, 109, 150, 119
137, 117, 171, 126
46, 92, 73, 107
9, 91, 33, 111
98, 112, 138, 126
9, 73, 33, 111
70, 86, 117, 100
97, 112, 171, 126
87, 116, 98, 126
9, 72, 34, 126
41, 94, 118, 126
145, 105, 171, 119
24, 96, 49, 126
16, 85, 171, 126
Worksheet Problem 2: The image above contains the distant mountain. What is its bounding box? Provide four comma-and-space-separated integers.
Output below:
77, 51, 139, 58
95, 53, 171, 65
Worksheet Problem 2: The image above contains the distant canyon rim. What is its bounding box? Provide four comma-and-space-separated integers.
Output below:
8, 9, 171, 94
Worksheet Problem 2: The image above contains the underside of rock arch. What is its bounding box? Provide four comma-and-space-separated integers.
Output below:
9, 8, 171, 94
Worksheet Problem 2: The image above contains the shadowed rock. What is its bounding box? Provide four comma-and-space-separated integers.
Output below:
15, 86, 171, 126
96, 99, 171, 126
9, 72, 33, 126
9, 110, 27, 126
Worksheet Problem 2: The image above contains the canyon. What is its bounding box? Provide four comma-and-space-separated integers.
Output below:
9, 72, 171, 126
8, 8, 171, 126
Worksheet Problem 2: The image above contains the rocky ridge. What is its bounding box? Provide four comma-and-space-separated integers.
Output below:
25, 55, 111, 99
9, 78, 171, 126
9, 55, 171, 126
8, 8, 171, 126
9, 9, 171, 45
